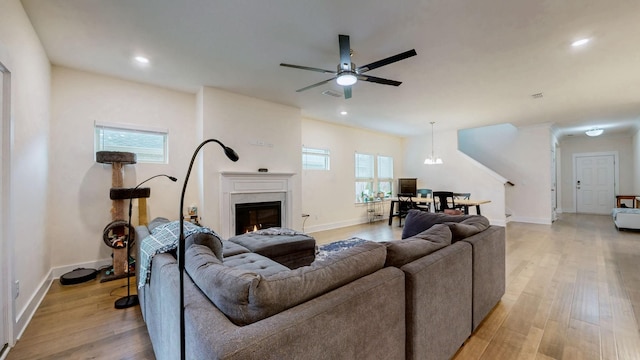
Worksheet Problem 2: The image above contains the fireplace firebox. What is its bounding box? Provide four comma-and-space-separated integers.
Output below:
235, 201, 282, 235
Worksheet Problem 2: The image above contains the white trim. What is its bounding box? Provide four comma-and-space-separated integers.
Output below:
0, 49, 13, 350
11, 257, 111, 346
14, 271, 52, 341
508, 216, 552, 225
50, 258, 112, 279
220, 172, 295, 239
94, 120, 168, 134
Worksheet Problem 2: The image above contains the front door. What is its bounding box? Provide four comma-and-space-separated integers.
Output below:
575, 154, 615, 214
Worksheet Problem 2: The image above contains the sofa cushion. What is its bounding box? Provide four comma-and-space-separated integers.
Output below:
401, 210, 486, 239
228, 230, 316, 259
185, 241, 387, 326
221, 240, 251, 257
446, 216, 490, 242
223, 252, 290, 276
384, 224, 452, 267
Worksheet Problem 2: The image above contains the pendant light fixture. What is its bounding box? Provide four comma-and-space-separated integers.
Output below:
424, 121, 443, 165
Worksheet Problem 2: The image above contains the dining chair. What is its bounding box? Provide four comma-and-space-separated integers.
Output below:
416, 188, 432, 212
432, 191, 456, 213
396, 193, 419, 226
453, 192, 471, 213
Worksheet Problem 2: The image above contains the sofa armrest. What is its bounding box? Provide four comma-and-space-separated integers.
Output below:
401, 241, 473, 360
461, 225, 505, 330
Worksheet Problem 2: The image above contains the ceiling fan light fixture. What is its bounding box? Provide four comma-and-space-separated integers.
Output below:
134, 56, 149, 64
336, 73, 357, 86
585, 128, 603, 137
571, 38, 591, 47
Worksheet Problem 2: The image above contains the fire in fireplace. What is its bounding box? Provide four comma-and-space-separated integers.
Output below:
235, 201, 282, 235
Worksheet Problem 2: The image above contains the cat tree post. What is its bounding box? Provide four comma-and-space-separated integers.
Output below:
96, 151, 137, 278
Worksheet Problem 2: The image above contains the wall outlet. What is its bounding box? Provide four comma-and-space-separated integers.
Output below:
14, 280, 19, 299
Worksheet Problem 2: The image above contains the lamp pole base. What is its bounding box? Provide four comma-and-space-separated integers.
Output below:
114, 295, 139, 309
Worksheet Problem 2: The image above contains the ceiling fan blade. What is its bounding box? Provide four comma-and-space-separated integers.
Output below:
338, 34, 351, 70
280, 63, 335, 74
296, 77, 336, 92
356, 49, 417, 73
343, 86, 352, 99
357, 75, 402, 86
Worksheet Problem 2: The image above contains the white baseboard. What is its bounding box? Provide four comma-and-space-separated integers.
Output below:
489, 219, 507, 227
14, 269, 52, 341
50, 258, 112, 279
304, 216, 373, 234
13, 258, 112, 343
508, 216, 552, 225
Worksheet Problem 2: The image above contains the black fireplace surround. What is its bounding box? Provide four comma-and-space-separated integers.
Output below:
235, 201, 282, 235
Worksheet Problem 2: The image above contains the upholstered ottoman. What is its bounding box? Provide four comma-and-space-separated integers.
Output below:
228, 229, 316, 269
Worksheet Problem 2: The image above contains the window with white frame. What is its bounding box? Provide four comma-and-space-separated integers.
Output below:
302, 146, 330, 170
355, 153, 394, 203
95, 122, 168, 164
377, 155, 394, 198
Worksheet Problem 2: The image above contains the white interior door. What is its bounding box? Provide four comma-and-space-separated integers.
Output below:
575, 155, 615, 214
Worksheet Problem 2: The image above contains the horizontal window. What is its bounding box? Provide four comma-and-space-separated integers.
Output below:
302, 146, 330, 170
95, 122, 168, 164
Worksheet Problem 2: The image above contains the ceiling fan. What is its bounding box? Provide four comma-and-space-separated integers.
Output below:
280, 34, 417, 99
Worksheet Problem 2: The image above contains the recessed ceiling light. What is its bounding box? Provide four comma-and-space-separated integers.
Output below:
340, 111, 348, 115
134, 56, 150, 64
585, 128, 603, 137
571, 38, 590, 47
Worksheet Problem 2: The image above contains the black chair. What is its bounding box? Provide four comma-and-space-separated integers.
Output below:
432, 191, 456, 213
416, 188, 433, 212
396, 193, 419, 226
453, 192, 471, 213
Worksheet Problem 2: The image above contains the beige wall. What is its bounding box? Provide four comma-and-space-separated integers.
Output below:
301, 118, 404, 232
198, 87, 303, 234
0, 0, 52, 339
49, 66, 196, 270
404, 129, 507, 225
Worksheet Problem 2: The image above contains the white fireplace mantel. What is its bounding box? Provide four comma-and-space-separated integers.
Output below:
220, 172, 295, 238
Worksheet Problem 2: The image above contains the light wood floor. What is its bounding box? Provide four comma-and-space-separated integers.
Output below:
6, 214, 640, 359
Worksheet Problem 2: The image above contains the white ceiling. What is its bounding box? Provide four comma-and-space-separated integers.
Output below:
21, 0, 640, 138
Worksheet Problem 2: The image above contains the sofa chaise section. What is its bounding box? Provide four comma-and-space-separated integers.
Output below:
139, 226, 406, 360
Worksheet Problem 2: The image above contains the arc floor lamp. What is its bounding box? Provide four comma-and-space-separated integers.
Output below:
115, 174, 177, 309
178, 139, 239, 360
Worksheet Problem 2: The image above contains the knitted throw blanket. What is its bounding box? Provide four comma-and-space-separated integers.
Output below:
138, 221, 218, 289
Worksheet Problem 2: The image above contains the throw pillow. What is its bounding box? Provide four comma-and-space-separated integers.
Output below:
384, 224, 452, 267
402, 210, 478, 239
445, 216, 490, 242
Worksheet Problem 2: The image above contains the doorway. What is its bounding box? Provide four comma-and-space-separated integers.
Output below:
574, 153, 616, 214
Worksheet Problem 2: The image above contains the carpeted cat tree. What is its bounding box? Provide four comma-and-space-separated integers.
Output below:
96, 151, 150, 282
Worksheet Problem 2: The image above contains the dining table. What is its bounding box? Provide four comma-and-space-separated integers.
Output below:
387, 196, 491, 225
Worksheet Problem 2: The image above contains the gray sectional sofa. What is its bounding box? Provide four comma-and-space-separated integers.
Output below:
135, 210, 505, 360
